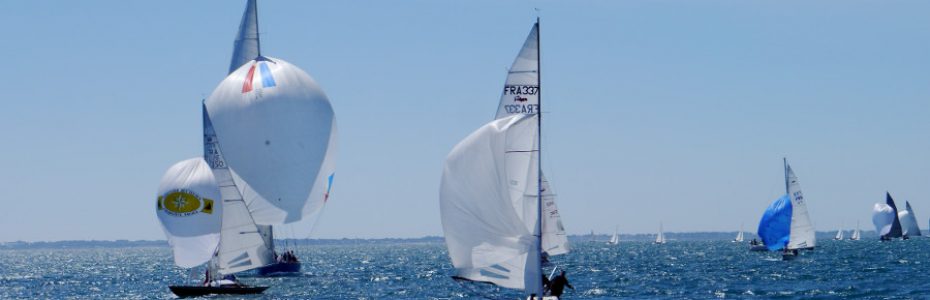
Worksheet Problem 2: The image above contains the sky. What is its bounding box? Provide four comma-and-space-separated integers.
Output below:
1, 1, 929, 242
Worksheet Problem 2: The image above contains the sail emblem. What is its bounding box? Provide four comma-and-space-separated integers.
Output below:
323, 173, 335, 202
157, 190, 215, 216
241, 62, 277, 93
514, 95, 528, 102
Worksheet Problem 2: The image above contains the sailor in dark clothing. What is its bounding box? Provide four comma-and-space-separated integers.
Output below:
546, 270, 574, 297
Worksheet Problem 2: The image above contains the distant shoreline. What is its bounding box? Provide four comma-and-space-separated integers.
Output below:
0, 231, 878, 250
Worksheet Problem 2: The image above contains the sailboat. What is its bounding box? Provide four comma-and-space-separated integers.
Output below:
834, 228, 844, 240
440, 19, 568, 300
755, 158, 816, 259
898, 201, 922, 238
223, 0, 324, 276
608, 226, 620, 245
873, 193, 904, 240
157, 159, 269, 296
655, 223, 667, 244
850, 221, 861, 240
733, 224, 744, 243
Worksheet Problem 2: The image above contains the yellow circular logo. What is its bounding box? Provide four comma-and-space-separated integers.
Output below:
162, 191, 202, 215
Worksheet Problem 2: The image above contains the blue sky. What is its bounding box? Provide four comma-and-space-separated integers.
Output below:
1, 1, 928, 241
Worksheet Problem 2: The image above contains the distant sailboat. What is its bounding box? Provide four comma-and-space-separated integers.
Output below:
733, 224, 744, 243
655, 223, 667, 244
873, 193, 904, 240
834, 229, 844, 240
898, 201, 922, 238
850, 221, 861, 240
756, 159, 816, 258
440, 19, 568, 299
608, 226, 620, 245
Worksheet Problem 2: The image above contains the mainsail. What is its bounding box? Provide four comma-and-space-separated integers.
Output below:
873, 203, 896, 237
609, 226, 620, 245
156, 158, 223, 268
655, 223, 666, 244
440, 114, 543, 292
850, 222, 861, 240
204, 106, 273, 274
884, 193, 904, 238
785, 161, 815, 250
229, 0, 260, 74
899, 201, 922, 237
834, 229, 844, 240
757, 194, 792, 251
734, 224, 744, 242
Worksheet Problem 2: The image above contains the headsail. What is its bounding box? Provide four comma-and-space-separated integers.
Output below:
229, 0, 260, 74
873, 203, 895, 237
204, 105, 273, 274
884, 193, 904, 238
440, 114, 542, 292
757, 195, 792, 251
785, 162, 815, 250
899, 201, 922, 237
206, 57, 337, 225
156, 158, 223, 268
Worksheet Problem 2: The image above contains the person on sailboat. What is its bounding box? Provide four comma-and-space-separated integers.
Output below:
546, 271, 574, 297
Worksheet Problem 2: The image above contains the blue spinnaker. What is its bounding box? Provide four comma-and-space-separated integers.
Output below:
757, 194, 792, 251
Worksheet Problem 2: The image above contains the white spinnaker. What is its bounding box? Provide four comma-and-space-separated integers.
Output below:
440, 114, 542, 291
873, 203, 895, 236
228, 0, 259, 74
495, 24, 539, 119
785, 164, 815, 250
204, 107, 273, 274
900, 202, 922, 236
206, 57, 337, 225
156, 158, 222, 268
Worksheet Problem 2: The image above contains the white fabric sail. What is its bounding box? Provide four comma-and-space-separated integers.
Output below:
785, 163, 815, 250
873, 203, 895, 236
156, 158, 223, 268
851, 222, 861, 240
440, 114, 542, 292
834, 230, 844, 240
539, 173, 568, 255
228, 0, 260, 74
655, 223, 666, 244
495, 24, 539, 119
735, 230, 744, 242
206, 57, 337, 225
609, 227, 619, 245
204, 107, 273, 274
900, 201, 922, 236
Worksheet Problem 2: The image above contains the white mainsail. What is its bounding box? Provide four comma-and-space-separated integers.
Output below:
873, 203, 895, 236
156, 158, 223, 268
899, 201, 922, 237
229, 0, 260, 74
851, 222, 861, 240
608, 226, 619, 245
205, 57, 337, 225
204, 107, 273, 274
440, 114, 543, 292
734, 224, 744, 242
785, 161, 815, 250
834, 229, 844, 240
655, 223, 666, 244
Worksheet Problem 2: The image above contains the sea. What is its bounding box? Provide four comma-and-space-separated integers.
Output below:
2, 236, 929, 299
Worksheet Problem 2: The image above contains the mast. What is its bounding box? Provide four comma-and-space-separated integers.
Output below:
783, 158, 788, 195
534, 17, 544, 296
253, 0, 261, 58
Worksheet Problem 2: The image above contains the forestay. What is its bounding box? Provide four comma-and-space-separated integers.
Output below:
757, 195, 792, 251
156, 158, 223, 268
873, 203, 895, 236
785, 164, 815, 250
203, 106, 273, 274
206, 57, 337, 225
440, 114, 542, 291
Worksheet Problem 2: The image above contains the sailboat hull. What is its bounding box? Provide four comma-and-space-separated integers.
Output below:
257, 261, 301, 276
169, 285, 268, 297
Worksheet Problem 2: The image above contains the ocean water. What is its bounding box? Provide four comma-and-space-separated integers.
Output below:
2, 238, 929, 299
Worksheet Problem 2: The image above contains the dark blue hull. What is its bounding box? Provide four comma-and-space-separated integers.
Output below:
257, 262, 301, 276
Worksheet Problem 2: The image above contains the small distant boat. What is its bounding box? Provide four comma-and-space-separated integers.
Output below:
655, 223, 667, 244
873, 193, 905, 240
733, 224, 744, 243
608, 226, 620, 245
850, 221, 861, 240
834, 228, 844, 240
756, 158, 816, 258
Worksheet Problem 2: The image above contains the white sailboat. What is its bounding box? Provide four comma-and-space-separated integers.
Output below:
898, 201, 922, 238
733, 224, 744, 243
756, 159, 815, 259
850, 221, 861, 240
655, 223, 667, 244
834, 229, 844, 240
440, 20, 568, 299
608, 226, 620, 245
